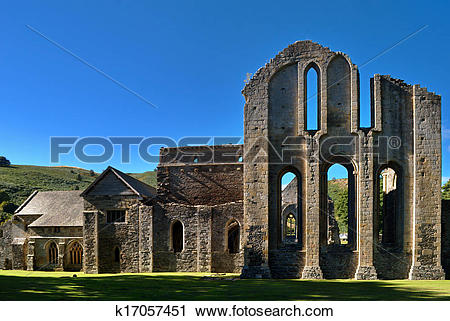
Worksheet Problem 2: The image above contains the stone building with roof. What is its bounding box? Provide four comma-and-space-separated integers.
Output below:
1, 40, 450, 279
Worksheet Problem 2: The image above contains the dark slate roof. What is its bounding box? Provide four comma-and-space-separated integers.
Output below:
15, 191, 84, 227
81, 166, 156, 198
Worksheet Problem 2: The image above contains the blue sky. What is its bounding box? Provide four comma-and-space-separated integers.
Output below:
0, 0, 449, 182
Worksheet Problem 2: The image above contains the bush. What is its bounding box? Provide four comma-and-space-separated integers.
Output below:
0, 156, 10, 167
89, 170, 95, 177
0, 201, 18, 214
443, 179, 450, 200
0, 191, 10, 203
76, 174, 82, 181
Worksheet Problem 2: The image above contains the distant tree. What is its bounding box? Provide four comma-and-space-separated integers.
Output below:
0, 201, 18, 214
443, 179, 450, 200
334, 188, 348, 233
0, 212, 12, 224
74, 185, 80, 190
76, 173, 82, 181
0, 191, 10, 203
0, 156, 10, 167
89, 170, 95, 177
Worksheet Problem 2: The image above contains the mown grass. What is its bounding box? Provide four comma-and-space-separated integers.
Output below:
0, 270, 450, 301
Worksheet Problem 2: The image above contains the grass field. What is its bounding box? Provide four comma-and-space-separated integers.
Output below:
0, 271, 449, 301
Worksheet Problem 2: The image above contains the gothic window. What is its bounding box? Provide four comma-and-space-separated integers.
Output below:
69, 242, 83, 265
172, 221, 183, 253
48, 242, 58, 265
227, 220, 240, 254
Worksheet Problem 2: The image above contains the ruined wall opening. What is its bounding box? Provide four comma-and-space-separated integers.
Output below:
171, 220, 184, 253
279, 169, 301, 245
377, 165, 402, 247
305, 64, 320, 131
285, 213, 296, 238
321, 162, 357, 247
226, 219, 240, 254
48, 242, 58, 265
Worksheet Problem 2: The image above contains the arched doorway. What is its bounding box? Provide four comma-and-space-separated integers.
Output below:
171, 220, 184, 253
226, 219, 240, 254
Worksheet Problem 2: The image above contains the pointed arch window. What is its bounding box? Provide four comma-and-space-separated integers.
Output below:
69, 242, 83, 265
305, 64, 320, 130
48, 242, 58, 265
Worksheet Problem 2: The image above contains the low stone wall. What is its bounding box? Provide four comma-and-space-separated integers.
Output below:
320, 246, 358, 279
374, 247, 411, 279
269, 244, 305, 279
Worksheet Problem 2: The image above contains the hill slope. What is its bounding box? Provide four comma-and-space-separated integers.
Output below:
0, 165, 157, 207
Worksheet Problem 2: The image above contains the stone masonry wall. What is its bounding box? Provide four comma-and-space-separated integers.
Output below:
0, 221, 13, 269
442, 200, 450, 279
84, 196, 146, 273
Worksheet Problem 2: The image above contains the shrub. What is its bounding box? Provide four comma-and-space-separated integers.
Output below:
0, 156, 10, 167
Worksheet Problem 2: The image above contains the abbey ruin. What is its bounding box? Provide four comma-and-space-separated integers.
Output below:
1, 41, 449, 279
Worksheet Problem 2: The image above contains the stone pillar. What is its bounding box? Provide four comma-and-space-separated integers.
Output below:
409, 86, 445, 280
355, 134, 377, 280
196, 206, 212, 272
26, 239, 35, 271
301, 137, 323, 279
240, 81, 271, 279
83, 211, 99, 274
56, 241, 65, 271
139, 205, 153, 273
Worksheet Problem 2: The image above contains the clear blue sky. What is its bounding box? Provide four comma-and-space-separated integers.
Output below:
1, 0, 449, 182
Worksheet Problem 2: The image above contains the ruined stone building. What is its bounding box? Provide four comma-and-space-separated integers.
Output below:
1, 41, 449, 279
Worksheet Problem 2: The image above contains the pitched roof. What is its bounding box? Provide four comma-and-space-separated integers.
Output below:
15, 191, 84, 227
81, 166, 156, 199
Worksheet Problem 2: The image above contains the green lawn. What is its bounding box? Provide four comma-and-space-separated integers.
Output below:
0, 270, 450, 300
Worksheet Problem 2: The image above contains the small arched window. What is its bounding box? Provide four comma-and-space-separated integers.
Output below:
285, 213, 296, 238
227, 220, 240, 254
172, 221, 184, 253
69, 242, 83, 265
48, 242, 58, 265
114, 247, 120, 263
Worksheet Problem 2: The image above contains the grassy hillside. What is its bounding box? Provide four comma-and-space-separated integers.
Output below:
0, 165, 97, 205
129, 171, 157, 187
0, 165, 157, 222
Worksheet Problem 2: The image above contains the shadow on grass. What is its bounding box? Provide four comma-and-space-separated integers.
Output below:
1, 274, 450, 301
